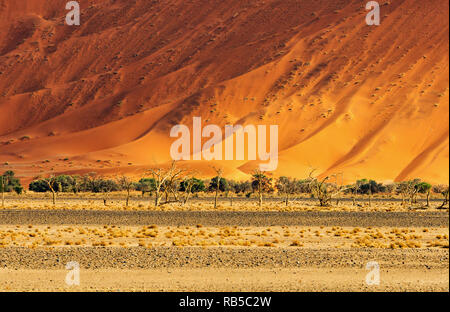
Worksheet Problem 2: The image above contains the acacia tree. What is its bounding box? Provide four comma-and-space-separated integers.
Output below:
148, 161, 183, 207
81, 173, 99, 202
117, 175, 135, 207
411, 179, 422, 204
98, 178, 117, 206
350, 181, 361, 206
71, 175, 81, 194
396, 179, 421, 207
211, 167, 224, 209
332, 173, 344, 206
396, 181, 413, 207
276, 176, 299, 206
0, 174, 9, 207
233, 181, 252, 196
225, 180, 236, 206
148, 168, 167, 207
42, 175, 58, 205
433, 185, 449, 209
356, 179, 384, 207
163, 167, 185, 204
81, 172, 98, 192
0, 171, 23, 207
415, 182, 432, 208
251, 170, 272, 208
136, 178, 156, 197
306, 170, 349, 207
81, 173, 117, 206
179, 177, 204, 206
307, 176, 331, 206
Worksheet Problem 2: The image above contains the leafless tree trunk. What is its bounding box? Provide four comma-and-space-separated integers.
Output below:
0, 176, 5, 207
152, 172, 165, 207
117, 176, 134, 207
438, 190, 449, 209
212, 167, 223, 209
148, 161, 183, 208
183, 188, 193, 206
258, 181, 263, 208
401, 193, 406, 206
155, 182, 162, 207
252, 170, 268, 208
103, 185, 114, 206
352, 188, 356, 206
307, 170, 349, 207
181, 176, 196, 207
43, 177, 56, 205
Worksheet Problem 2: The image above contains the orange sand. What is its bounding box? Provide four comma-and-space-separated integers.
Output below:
0, 0, 448, 185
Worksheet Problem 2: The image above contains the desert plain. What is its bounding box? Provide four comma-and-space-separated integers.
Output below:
0, 0, 449, 293
0, 195, 448, 292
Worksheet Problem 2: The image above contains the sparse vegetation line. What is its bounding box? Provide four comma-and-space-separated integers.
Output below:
0, 169, 448, 211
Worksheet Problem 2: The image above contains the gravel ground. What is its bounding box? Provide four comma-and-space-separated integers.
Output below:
0, 247, 448, 270
0, 210, 448, 227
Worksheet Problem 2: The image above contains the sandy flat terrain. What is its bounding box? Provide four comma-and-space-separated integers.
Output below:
0, 247, 448, 292
1, 267, 448, 292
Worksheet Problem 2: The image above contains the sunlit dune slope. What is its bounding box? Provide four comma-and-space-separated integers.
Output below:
0, 0, 448, 184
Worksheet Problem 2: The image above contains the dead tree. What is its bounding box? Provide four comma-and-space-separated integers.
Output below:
440, 188, 449, 209
164, 169, 184, 204
181, 178, 194, 206
212, 166, 223, 209
149, 168, 166, 207
306, 169, 349, 207
178, 169, 201, 206
433, 185, 449, 209
333, 173, 344, 206
148, 161, 183, 207
351, 181, 361, 207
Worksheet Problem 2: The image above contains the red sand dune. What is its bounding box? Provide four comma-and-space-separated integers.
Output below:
0, 0, 448, 185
